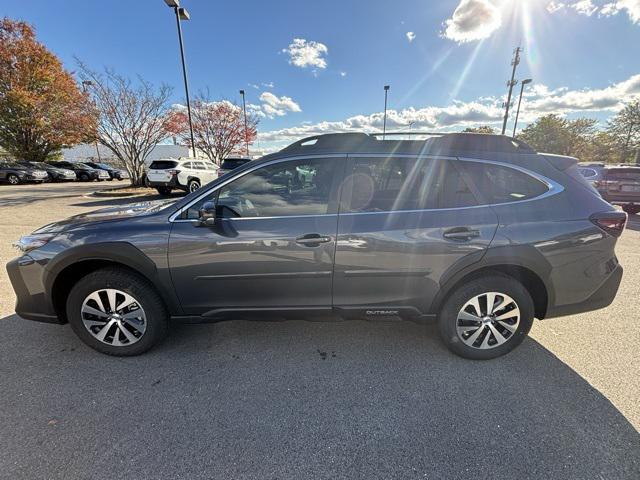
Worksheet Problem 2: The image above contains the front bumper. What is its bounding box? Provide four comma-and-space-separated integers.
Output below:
545, 264, 623, 319
6, 255, 61, 324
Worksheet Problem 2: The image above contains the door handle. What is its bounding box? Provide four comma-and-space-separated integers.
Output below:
295, 234, 332, 246
443, 228, 481, 241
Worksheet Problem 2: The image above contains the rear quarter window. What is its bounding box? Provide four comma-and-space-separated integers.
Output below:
459, 161, 549, 205
149, 161, 178, 170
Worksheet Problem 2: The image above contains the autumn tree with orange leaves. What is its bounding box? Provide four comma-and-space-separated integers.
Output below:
168, 93, 259, 164
0, 18, 96, 162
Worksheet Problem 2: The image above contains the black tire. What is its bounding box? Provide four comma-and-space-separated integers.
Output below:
7, 173, 20, 185
66, 267, 169, 356
156, 186, 172, 196
188, 179, 201, 193
78, 172, 90, 182
438, 273, 534, 360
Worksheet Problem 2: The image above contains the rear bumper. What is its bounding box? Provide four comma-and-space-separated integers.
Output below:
148, 176, 179, 188
6, 256, 61, 324
545, 264, 623, 319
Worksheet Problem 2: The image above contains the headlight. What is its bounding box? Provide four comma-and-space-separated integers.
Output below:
13, 233, 56, 253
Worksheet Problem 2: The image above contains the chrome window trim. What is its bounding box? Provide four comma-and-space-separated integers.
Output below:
169, 154, 564, 222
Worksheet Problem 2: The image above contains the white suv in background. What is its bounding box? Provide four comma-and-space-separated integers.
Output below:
146, 158, 220, 195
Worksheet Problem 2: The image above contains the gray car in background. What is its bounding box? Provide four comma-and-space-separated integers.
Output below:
7, 133, 626, 360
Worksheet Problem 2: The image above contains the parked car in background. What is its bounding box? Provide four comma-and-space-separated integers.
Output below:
594, 165, 640, 215
146, 158, 219, 195
218, 156, 252, 177
19, 161, 76, 182
48, 161, 110, 182
7, 133, 626, 359
0, 160, 48, 184
577, 162, 605, 186
84, 162, 130, 181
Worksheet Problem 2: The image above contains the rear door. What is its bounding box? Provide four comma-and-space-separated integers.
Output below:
333, 155, 498, 317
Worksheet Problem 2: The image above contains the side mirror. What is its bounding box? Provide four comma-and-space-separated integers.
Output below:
194, 201, 216, 227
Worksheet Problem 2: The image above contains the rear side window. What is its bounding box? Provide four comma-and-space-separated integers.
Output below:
458, 161, 549, 204
605, 168, 640, 180
339, 157, 478, 213
578, 168, 597, 178
221, 159, 249, 170
149, 161, 178, 170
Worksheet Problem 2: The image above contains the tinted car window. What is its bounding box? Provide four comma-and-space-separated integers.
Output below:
578, 168, 597, 178
605, 168, 640, 180
459, 161, 548, 204
221, 159, 250, 170
339, 156, 478, 212
186, 158, 339, 219
149, 161, 178, 170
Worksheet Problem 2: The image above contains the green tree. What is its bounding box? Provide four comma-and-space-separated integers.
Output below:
607, 100, 640, 163
462, 125, 496, 134
0, 18, 96, 161
517, 114, 599, 158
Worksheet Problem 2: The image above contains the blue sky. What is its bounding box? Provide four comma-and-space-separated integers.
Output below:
2, 0, 640, 152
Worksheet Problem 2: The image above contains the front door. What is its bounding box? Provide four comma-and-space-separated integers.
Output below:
333, 155, 499, 317
168, 156, 345, 316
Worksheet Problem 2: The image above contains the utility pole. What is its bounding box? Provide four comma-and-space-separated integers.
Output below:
383, 85, 390, 140
512, 78, 532, 138
239, 89, 249, 156
501, 47, 522, 135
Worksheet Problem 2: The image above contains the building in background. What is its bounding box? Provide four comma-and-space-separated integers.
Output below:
62, 143, 206, 166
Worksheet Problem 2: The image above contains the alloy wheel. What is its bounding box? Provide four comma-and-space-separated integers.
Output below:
189, 181, 200, 193
455, 292, 520, 349
8, 175, 19, 185
80, 289, 147, 346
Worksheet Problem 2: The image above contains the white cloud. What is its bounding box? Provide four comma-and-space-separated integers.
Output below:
257, 92, 302, 118
546, 1, 566, 13
406, 31, 416, 42
600, 0, 640, 23
262, 81, 275, 88
571, 0, 598, 15
257, 73, 640, 148
282, 38, 328, 69
547, 0, 640, 23
442, 0, 502, 43
340, 71, 347, 77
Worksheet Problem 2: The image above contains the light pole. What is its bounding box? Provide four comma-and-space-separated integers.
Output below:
81, 80, 102, 161
239, 89, 249, 156
383, 85, 390, 140
164, 0, 196, 156
512, 78, 532, 138
501, 46, 522, 135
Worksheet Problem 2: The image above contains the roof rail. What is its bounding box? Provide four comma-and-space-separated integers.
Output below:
272, 131, 536, 157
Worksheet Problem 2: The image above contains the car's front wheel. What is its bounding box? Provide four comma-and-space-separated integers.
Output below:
66, 267, 169, 356
438, 273, 534, 360
7, 174, 20, 185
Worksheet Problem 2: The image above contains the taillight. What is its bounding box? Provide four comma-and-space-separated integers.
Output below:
167, 169, 180, 176
590, 211, 627, 237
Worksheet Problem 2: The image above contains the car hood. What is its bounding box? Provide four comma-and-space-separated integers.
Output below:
34, 200, 177, 234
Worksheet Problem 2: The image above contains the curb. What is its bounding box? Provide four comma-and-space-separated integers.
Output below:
84, 188, 148, 199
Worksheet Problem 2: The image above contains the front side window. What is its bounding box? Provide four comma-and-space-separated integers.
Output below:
185, 157, 339, 219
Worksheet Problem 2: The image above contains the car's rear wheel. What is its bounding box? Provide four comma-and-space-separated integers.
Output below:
438, 273, 534, 360
66, 267, 168, 356
7, 174, 20, 185
78, 172, 90, 182
188, 179, 201, 193
156, 186, 172, 196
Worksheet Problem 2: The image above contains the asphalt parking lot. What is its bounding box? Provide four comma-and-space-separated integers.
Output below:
0, 182, 639, 479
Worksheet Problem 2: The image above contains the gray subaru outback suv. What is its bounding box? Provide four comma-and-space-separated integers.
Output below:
7, 133, 626, 359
